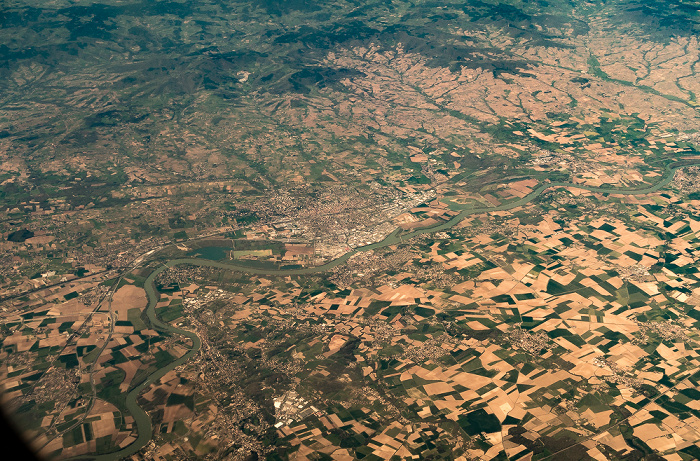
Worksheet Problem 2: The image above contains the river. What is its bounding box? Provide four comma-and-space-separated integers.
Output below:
71, 159, 697, 460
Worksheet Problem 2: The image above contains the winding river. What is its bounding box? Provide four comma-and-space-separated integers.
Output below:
77, 159, 698, 460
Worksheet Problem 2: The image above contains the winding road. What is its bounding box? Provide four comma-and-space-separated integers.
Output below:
74, 159, 699, 460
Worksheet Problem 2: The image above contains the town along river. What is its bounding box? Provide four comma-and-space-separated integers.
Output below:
75, 158, 699, 460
